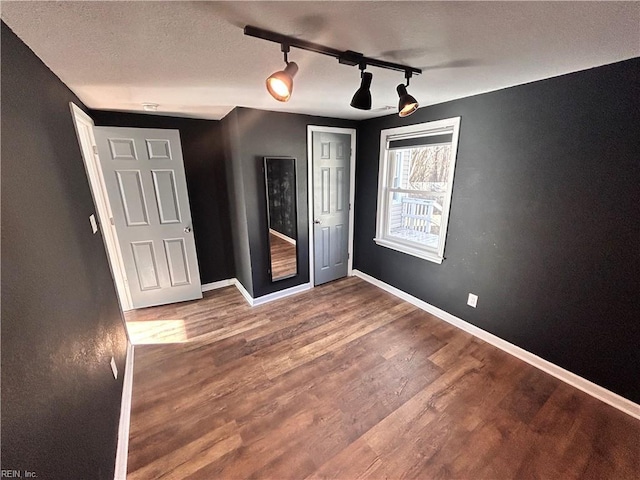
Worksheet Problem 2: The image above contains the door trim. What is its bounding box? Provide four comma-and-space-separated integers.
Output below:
306, 126, 356, 287
69, 103, 133, 311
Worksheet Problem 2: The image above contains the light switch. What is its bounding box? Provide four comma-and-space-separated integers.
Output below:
467, 293, 478, 308
89, 214, 98, 234
110, 357, 118, 379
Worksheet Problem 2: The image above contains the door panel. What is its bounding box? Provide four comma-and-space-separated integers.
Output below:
109, 138, 137, 160
94, 127, 202, 308
131, 241, 160, 291
146, 139, 172, 159
321, 227, 330, 268
335, 224, 344, 266
336, 167, 345, 212
313, 132, 351, 285
116, 170, 149, 226
320, 168, 330, 213
152, 170, 181, 224
164, 239, 191, 286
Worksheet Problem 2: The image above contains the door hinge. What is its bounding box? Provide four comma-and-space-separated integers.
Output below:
349, 203, 352, 211
348, 253, 350, 259
92, 145, 99, 156
110, 217, 115, 226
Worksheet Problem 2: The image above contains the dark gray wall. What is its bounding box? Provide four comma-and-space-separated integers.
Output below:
1, 22, 128, 478
354, 58, 640, 403
221, 109, 254, 295
226, 107, 356, 298
90, 110, 234, 285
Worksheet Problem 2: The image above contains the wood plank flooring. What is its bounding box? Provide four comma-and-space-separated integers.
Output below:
125, 277, 640, 479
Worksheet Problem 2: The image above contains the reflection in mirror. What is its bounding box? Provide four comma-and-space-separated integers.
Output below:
265, 157, 298, 281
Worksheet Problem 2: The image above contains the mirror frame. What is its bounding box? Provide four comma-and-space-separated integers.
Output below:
264, 156, 298, 282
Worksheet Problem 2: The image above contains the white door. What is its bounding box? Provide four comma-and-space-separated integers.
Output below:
312, 131, 352, 285
93, 127, 202, 308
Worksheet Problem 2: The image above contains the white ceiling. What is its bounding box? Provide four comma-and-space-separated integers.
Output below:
2, 1, 638, 121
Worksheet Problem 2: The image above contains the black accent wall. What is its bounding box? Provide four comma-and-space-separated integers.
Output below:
221, 109, 253, 295
223, 107, 355, 298
90, 110, 234, 285
1, 22, 128, 479
354, 58, 640, 403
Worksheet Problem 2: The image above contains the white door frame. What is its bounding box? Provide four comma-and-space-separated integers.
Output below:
69, 103, 133, 311
306, 126, 356, 287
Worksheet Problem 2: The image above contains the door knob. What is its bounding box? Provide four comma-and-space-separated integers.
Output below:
184, 226, 192, 233
314, 219, 322, 224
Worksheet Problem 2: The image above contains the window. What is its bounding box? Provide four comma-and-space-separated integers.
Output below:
375, 117, 461, 263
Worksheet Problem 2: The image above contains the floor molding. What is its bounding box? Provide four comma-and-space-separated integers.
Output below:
351, 269, 640, 421
232, 279, 254, 306
114, 342, 135, 480
201, 279, 234, 292
231, 279, 312, 307
269, 228, 296, 245
252, 283, 311, 306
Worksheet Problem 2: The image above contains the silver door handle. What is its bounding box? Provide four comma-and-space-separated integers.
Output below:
184, 226, 192, 233
314, 219, 322, 225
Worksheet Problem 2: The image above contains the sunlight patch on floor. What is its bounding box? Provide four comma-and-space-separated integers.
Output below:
126, 319, 188, 345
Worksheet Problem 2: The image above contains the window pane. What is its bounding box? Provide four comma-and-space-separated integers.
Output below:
375, 116, 460, 263
387, 191, 444, 250
394, 145, 452, 191
389, 151, 408, 202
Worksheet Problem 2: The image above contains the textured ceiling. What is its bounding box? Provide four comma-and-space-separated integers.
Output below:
2, 1, 638, 120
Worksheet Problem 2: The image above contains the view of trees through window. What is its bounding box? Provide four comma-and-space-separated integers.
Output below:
408, 145, 452, 188
387, 144, 452, 248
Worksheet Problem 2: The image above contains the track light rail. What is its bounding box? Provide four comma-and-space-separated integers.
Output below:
244, 25, 422, 76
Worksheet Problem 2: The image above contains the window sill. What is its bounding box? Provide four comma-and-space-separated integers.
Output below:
373, 237, 444, 264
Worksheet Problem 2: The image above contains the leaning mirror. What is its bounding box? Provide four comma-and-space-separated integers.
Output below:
264, 157, 298, 281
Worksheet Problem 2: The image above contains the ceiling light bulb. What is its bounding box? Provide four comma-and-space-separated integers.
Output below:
266, 62, 299, 102
267, 78, 290, 98
396, 84, 419, 117
350, 71, 373, 110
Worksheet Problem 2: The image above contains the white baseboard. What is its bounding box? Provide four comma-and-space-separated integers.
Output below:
351, 269, 640, 421
201, 279, 234, 292
232, 279, 254, 306
231, 278, 311, 307
269, 228, 296, 245
252, 282, 311, 306
114, 342, 135, 480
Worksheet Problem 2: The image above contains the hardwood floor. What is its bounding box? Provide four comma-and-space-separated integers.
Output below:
124, 277, 640, 479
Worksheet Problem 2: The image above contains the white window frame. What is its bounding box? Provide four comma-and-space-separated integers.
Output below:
374, 117, 461, 264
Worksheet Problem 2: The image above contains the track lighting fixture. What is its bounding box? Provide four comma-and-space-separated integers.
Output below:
244, 26, 422, 117
397, 72, 419, 117
266, 45, 299, 102
350, 64, 373, 110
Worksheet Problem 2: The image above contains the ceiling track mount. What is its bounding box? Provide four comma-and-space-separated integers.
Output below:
244, 25, 422, 76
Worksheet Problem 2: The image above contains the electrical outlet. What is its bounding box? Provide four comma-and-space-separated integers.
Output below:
89, 214, 98, 234
467, 293, 478, 308
110, 357, 118, 379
